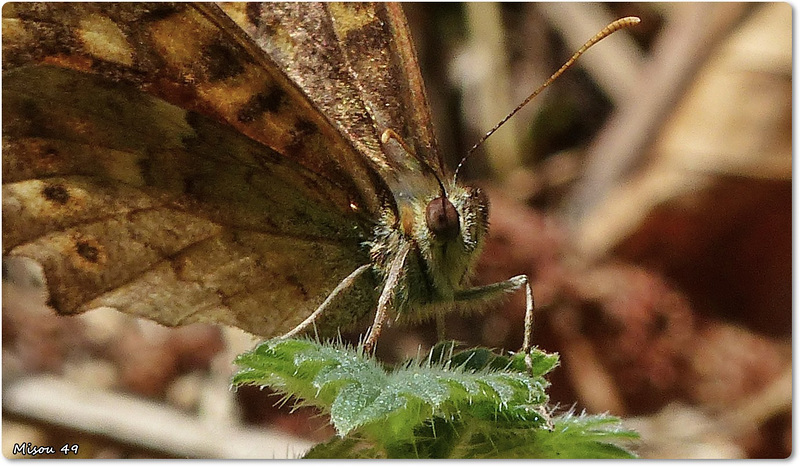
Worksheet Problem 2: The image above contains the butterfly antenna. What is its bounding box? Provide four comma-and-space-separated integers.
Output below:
453, 16, 641, 183
382, 128, 448, 197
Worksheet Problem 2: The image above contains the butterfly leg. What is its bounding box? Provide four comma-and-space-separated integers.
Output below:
280, 264, 371, 340
435, 311, 447, 341
363, 242, 412, 354
454, 274, 535, 368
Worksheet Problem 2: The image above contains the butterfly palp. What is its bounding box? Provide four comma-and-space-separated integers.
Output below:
381, 127, 449, 200
380, 128, 416, 158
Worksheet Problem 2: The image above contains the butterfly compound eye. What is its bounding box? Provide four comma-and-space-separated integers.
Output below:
426, 196, 460, 240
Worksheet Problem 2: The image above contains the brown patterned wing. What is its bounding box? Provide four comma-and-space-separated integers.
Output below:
224, 3, 446, 194
2, 3, 380, 336
3, 3, 385, 215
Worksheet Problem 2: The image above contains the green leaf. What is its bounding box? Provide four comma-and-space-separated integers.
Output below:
233, 338, 638, 459
305, 411, 638, 459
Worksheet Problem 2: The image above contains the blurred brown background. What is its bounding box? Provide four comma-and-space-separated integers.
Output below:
3, 2, 791, 459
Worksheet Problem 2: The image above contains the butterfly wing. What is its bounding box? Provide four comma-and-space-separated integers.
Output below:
3, 4, 386, 213
2, 3, 381, 336
225, 3, 446, 197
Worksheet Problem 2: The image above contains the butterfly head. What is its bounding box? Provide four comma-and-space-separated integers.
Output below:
373, 172, 489, 300
417, 182, 491, 302
372, 129, 489, 303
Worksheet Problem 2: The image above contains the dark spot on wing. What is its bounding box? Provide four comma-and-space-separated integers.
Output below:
201, 37, 246, 82
284, 118, 318, 158
182, 174, 199, 196
42, 147, 60, 160
183, 109, 211, 145
236, 86, 287, 123
134, 3, 181, 23
76, 240, 100, 263
184, 110, 202, 130
293, 118, 317, 137
15, 97, 46, 136
286, 274, 309, 300
42, 184, 70, 204
45, 295, 61, 311
137, 156, 155, 186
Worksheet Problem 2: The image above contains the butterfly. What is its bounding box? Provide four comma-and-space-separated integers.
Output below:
3, 3, 538, 353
